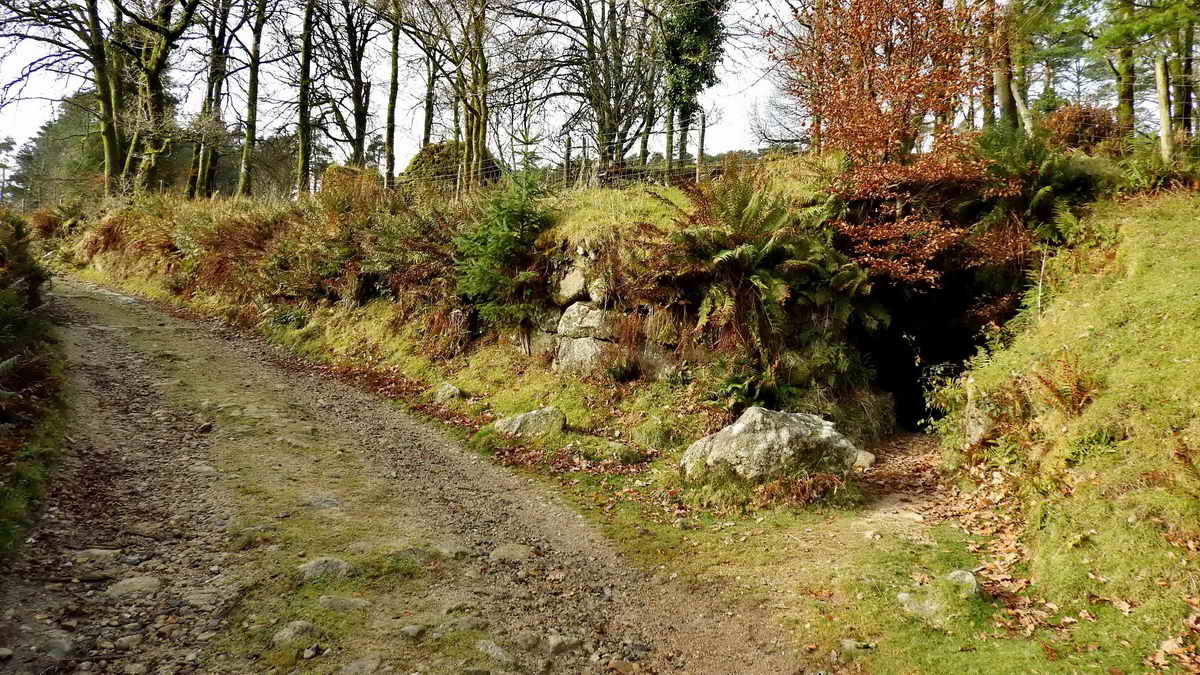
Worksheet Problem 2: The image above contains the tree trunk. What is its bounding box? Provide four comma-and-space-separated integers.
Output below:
695, 110, 706, 182
1116, 0, 1136, 133
564, 136, 572, 184
92, 63, 122, 196
982, 0, 996, 126
639, 117, 650, 165
296, 0, 315, 195
1178, 23, 1195, 136
385, 19, 399, 187
995, 25, 1019, 130
1011, 82, 1034, 135
665, 105, 675, 173
186, 145, 202, 198
422, 55, 436, 147
237, 0, 267, 197
677, 107, 691, 162
1157, 54, 1175, 163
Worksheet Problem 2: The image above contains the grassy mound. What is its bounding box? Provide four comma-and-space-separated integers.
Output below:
936, 193, 1200, 670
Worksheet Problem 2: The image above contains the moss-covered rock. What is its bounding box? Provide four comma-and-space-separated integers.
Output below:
402, 141, 501, 185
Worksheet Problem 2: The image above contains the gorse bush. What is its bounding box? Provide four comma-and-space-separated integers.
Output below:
453, 172, 554, 332
316, 165, 388, 217
0, 210, 48, 311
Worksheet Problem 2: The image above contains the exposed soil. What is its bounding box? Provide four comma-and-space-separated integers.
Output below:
0, 279, 820, 674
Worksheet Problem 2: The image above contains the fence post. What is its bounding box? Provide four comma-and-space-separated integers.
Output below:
564, 137, 572, 186
1156, 54, 1176, 163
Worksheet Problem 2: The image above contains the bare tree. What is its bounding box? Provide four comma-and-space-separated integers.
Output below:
110, 0, 203, 187
0, 0, 126, 194
510, 0, 664, 170
394, 0, 500, 189
236, 0, 272, 196
295, 0, 314, 193
187, 0, 247, 198
311, 0, 383, 167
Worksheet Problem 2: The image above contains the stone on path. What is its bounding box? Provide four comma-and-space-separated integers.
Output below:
854, 450, 876, 470
400, 625, 426, 639
272, 620, 319, 647
494, 408, 566, 439
476, 639, 513, 664
297, 557, 352, 581
433, 382, 464, 404
75, 548, 121, 562
340, 658, 381, 674
318, 595, 371, 611
107, 576, 162, 598
489, 543, 534, 563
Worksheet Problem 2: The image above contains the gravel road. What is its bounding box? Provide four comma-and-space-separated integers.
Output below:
0, 279, 801, 675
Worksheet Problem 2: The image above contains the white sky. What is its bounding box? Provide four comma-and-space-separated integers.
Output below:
0, 30, 776, 170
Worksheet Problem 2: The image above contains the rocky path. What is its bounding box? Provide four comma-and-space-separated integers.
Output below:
0, 280, 802, 675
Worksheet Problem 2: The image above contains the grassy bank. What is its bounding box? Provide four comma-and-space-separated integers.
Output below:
48, 167, 901, 514
0, 209, 63, 553
935, 192, 1200, 671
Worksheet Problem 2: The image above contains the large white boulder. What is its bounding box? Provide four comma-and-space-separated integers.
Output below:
556, 302, 614, 340
680, 407, 859, 482
553, 336, 607, 373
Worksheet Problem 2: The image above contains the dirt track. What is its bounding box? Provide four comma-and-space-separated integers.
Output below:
0, 279, 803, 674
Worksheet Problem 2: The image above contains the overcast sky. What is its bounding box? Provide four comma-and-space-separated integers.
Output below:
0, 22, 777, 170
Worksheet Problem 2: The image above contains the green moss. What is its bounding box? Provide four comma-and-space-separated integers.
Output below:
543, 185, 690, 249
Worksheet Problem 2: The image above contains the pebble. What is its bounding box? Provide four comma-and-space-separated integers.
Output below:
546, 635, 582, 655
476, 640, 513, 664
272, 620, 319, 646
107, 576, 162, 597
44, 637, 72, 661
318, 595, 371, 611
75, 549, 121, 562
435, 543, 471, 560
115, 634, 144, 650
0, 648, 12, 660
400, 625, 426, 639
341, 657, 381, 674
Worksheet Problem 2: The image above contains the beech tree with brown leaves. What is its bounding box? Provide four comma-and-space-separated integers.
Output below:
769, 0, 990, 164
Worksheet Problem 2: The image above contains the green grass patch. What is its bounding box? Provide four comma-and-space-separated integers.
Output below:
543, 185, 690, 249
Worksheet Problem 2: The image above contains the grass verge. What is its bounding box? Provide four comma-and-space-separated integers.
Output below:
0, 346, 67, 554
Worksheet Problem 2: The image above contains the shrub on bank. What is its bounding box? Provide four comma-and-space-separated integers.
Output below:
1, 208, 60, 553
